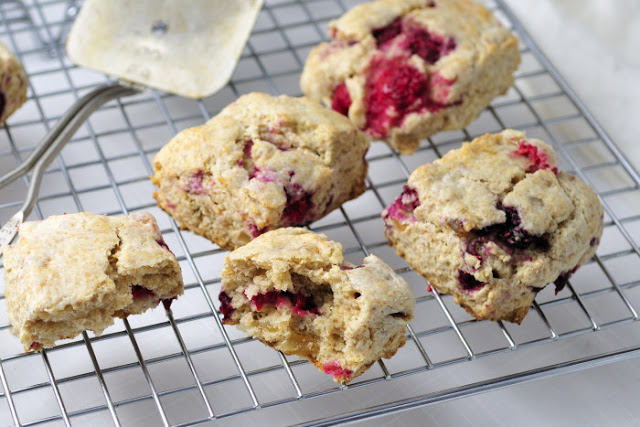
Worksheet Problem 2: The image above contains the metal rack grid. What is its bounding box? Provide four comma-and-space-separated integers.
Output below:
1, 0, 639, 425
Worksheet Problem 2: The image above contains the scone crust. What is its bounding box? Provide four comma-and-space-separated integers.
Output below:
3, 212, 183, 350
0, 41, 28, 125
220, 228, 415, 384
300, 0, 520, 154
152, 92, 370, 250
383, 130, 604, 323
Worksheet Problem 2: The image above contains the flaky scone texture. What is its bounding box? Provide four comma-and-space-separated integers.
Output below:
0, 41, 28, 125
3, 212, 183, 351
300, 0, 520, 154
219, 228, 415, 384
152, 92, 370, 251
383, 130, 603, 323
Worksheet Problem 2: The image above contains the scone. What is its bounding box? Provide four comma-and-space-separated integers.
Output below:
218, 228, 415, 384
0, 41, 28, 125
383, 130, 603, 323
300, 0, 520, 154
152, 92, 370, 250
3, 212, 184, 351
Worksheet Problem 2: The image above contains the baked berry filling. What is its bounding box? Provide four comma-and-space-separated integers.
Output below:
457, 270, 485, 293
363, 56, 454, 138
331, 82, 352, 116
282, 182, 316, 226
374, 18, 456, 64
464, 237, 486, 263
590, 237, 599, 247
373, 18, 455, 65
404, 25, 456, 64
260, 128, 293, 151
328, 14, 458, 138
476, 204, 549, 252
373, 18, 403, 47
156, 238, 174, 255
322, 360, 353, 380
249, 166, 279, 183
249, 290, 321, 316
243, 139, 254, 158
184, 170, 206, 195
248, 168, 316, 226
340, 264, 364, 270
247, 223, 267, 239
131, 285, 158, 300
164, 199, 176, 210
383, 185, 420, 223
218, 291, 235, 321
554, 265, 579, 294
515, 141, 558, 174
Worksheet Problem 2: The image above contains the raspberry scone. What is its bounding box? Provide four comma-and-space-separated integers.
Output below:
218, 228, 415, 384
0, 41, 28, 125
3, 212, 184, 351
383, 130, 603, 324
152, 92, 369, 250
300, 0, 520, 154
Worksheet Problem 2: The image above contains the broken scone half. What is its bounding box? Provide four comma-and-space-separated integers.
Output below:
218, 227, 415, 384
3, 212, 184, 351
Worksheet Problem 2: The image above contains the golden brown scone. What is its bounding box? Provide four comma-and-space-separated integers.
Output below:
219, 228, 415, 384
0, 41, 28, 125
3, 212, 183, 351
300, 0, 520, 154
152, 92, 370, 250
383, 130, 603, 323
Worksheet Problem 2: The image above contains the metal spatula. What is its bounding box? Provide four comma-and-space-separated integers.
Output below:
0, 0, 264, 255
67, 0, 264, 99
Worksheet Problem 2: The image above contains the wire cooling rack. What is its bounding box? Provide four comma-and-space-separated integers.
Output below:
1, 0, 639, 425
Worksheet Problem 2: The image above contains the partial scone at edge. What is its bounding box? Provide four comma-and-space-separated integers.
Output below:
0, 41, 28, 125
3, 212, 184, 351
219, 228, 415, 384
383, 130, 603, 323
152, 92, 370, 250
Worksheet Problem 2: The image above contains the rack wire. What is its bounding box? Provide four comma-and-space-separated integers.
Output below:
1, 0, 639, 425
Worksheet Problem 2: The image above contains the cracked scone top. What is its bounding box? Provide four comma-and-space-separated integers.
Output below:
383, 130, 604, 323
3, 212, 184, 351
152, 92, 370, 250
300, 0, 520, 154
218, 228, 415, 384
0, 41, 28, 125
